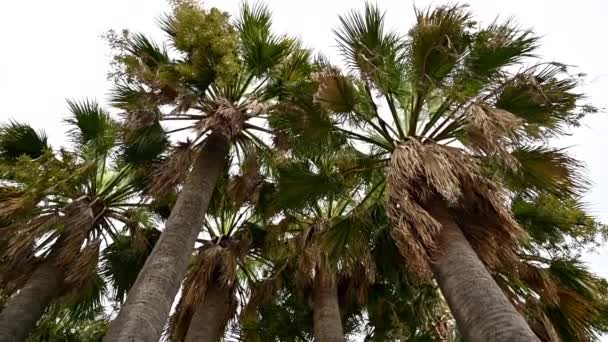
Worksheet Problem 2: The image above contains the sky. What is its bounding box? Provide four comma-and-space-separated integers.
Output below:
1, 0, 607, 339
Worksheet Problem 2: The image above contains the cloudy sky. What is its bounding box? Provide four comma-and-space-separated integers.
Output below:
1, 0, 607, 338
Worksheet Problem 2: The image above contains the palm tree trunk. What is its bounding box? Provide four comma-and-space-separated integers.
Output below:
312, 270, 344, 342
104, 132, 230, 342
429, 203, 539, 342
184, 284, 233, 342
0, 262, 64, 342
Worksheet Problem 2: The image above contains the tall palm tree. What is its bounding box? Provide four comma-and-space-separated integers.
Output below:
165, 170, 263, 342
0, 101, 155, 341
307, 4, 593, 341
103, 3, 313, 339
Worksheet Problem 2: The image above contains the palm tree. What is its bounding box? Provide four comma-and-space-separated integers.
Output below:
241, 146, 385, 342
165, 171, 262, 342
103, 3, 313, 339
0, 100, 156, 341
307, 4, 593, 341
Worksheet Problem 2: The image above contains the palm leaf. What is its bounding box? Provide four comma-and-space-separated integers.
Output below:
335, 3, 405, 94
504, 145, 588, 197
0, 121, 49, 161
100, 229, 160, 303
65, 99, 118, 155
237, 2, 294, 76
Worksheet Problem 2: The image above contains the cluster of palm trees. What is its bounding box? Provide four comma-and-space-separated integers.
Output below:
1, 1, 607, 341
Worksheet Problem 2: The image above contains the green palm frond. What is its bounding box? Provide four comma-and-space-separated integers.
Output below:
65, 99, 118, 155
513, 193, 606, 255
335, 3, 405, 94
60, 272, 106, 322
503, 145, 587, 197
237, 2, 294, 76
100, 229, 160, 303
270, 161, 346, 212
495, 63, 591, 139
408, 4, 473, 86
0, 121, 49, 161
120, 121, 169, 166
542, 259, 606, 341
463, 21, 537, 82
124, 33, 171, 68
27, 307, 108, 342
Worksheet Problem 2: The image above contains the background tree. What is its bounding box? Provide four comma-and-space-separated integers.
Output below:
306, 3, 595, 341
0, 101, 157, 341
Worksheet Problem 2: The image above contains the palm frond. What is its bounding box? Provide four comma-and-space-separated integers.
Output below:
462, 21, 538, 85
335, 3, 405, 94
120, 121, 169, 166
0, 121, 49, 161
60, 271, 106, 322
513, 194, 607, 255
65, 99, 118, 155
148, 140, 196, 196
506, 146, 588, 197
237, 1, 294, 76
408, 4, 473, 86
124, 33, 171, 68
495, 64, 590, 139
100, 229, 160, 303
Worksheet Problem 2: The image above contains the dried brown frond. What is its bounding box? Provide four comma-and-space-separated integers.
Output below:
292, 223, 327, 291
0, 244, 38, 291
525, 299, 561, 342
312, 70, 355, 114
262, 218, 293, 261
518, 261, 559, 305
63, 239, 101, 291
338, 254, 376, 305
148, 140, 196, 195
121, 108, 161, 138
242, 269, 284, 325
54, 201, 95, 270
197, 98, 245, 139
1, 214, 61, 270
387, 139, 526, 280
244, 98, 267, 118
273, 132, 290, 151
169, 240, 245, 341
0, 194, 35, 217
228, 155, 263, 206
463, 104, 523, 169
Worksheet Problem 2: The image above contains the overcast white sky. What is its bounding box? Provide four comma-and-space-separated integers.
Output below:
1, 0, 607, 339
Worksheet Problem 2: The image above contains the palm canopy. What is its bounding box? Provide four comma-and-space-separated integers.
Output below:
107, 0, 318, 194
306, 3, 593, 280
0, 100, 158, 316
